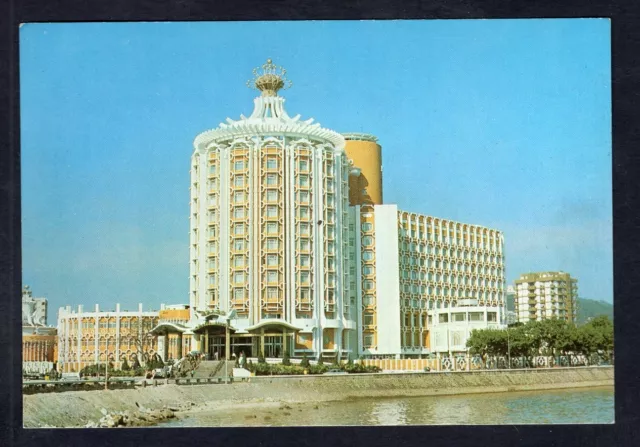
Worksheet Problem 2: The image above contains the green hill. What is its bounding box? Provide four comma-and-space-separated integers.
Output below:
577, 298, 614, 325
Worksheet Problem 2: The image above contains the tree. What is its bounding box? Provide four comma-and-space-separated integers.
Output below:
121, 357, 130, 371
300, 352, 310, 368
282, 350, 291, 366
257, 350, 266, 364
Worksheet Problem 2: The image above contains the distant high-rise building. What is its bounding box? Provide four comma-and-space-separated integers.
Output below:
514, 272, 578, 323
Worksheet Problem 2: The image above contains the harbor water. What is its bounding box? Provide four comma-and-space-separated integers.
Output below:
162, 385, 614, 426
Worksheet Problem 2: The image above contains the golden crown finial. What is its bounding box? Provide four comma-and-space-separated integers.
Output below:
246, 58, 292, 97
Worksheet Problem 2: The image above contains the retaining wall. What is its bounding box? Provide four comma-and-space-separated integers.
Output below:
23, 366, 613, 428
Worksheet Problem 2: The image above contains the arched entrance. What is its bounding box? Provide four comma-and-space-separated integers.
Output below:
245, 320, 301, 359
192, 321, 239, 360
149, 322, 188, 361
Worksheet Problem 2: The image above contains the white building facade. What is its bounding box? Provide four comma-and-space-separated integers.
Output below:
187, 59, 356, 360
351, 204, 507, 358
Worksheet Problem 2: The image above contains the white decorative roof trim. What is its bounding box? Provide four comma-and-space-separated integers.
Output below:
342, 132, 379, 143
194, 96, 345, 151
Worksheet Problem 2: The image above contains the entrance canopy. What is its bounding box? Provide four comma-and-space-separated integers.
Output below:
192, 321, 238, 335
245, 319, 301, 333
149, 322, 189, 336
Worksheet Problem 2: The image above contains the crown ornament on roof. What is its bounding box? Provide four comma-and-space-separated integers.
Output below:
246, 58, 292, 97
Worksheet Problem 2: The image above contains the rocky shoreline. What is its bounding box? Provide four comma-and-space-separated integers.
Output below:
83, 401, 196, 428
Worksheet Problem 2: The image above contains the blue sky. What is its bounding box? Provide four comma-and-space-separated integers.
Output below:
20, 20, 612, 316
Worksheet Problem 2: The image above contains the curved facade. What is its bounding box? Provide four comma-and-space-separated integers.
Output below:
57, 303, 159, 373
343, 133, 383, 206
189, 60, 356, 360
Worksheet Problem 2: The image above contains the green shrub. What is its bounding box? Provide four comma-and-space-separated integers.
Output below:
121, 358, 130, 371
308, 364, 329, 375
257, 350, 266, 364
282, 350, 291, 366
300, 353, 310, 368
317, 356, 324, 366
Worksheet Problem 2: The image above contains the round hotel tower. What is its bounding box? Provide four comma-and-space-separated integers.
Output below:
189, 60, 355, 360
343, 133, 383, 206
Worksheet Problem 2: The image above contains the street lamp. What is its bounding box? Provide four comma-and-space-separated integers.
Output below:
225, 309, 237, 385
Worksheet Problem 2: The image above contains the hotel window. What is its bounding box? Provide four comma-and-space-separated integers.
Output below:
349, 237, 355, 247
300, 272, 310, 284
234, 240, 245, 251
266, 238, 278, 250
267, 222, 278, 234
299, 191, 310, 203
267, 271, 278, 283
363, 334, 374, 347
362, 236, 373, 247
267, 288, 278, 300
299, 175, 310, 187
363, 313, 374, 325
452, 312, 466, 322
208, 227, 216, 238
299, 207, 309, 219
326, 195, 334, 207
208, 275, 216, 285
363, 295, 374, 306
363, 265, 373, 276
99, 319, 107, 329
266, 190, 278, 202
208, 164, 217, 175
300, 256, 310, 267
487, 312, 497, 322
300, 239, 310, 251
362, 251, 374, 261
300, 289, 310, 301
327, 226, 335, 238
327, 258, 334, 269
234, 160, 245, 171
234, 289, 244, 300
267, 255, 278, 267
439, 314, 449, 323
234, 223, 245, 235
208, 259, 216, 269
363, 280, 374, 291
326, 180, 334, 191
234, 256, 245, 268
234, 176, 245, 187
362, 223, 373, 232
300, 223, 310, 236
327, 242, 335, 255
469, 312, 483, 322
299, 160, 309, 171
266, 158, 278, 170
327, 274, 335, 287
234, 192, 245, 203
108, 320, 116, 329
266, 174, 277, 186
266, 206, 278, 218
234, 207, 245, 219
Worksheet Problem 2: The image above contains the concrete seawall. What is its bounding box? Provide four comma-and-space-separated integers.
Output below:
23, 366, 613, 428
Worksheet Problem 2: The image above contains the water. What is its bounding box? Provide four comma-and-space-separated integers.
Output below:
161, 386, 614, 426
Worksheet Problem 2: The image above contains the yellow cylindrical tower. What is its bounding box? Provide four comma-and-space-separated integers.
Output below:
343, 133, 383, 205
